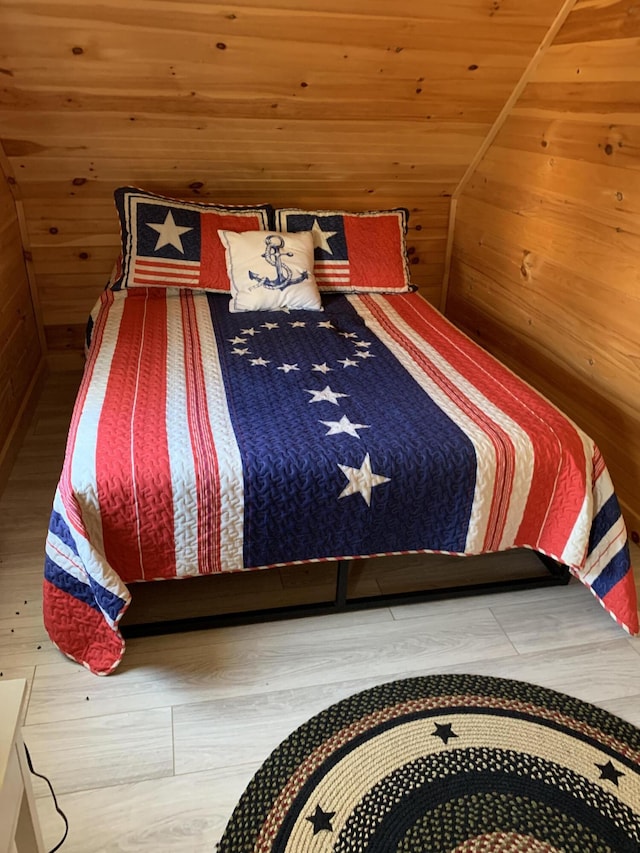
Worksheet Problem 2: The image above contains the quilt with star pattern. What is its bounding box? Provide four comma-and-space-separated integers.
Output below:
43, 286, 639, 674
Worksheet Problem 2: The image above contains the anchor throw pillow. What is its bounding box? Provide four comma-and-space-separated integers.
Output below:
112, 187, 273, 292
274, 207, 410, 293
218, 229, 323, 313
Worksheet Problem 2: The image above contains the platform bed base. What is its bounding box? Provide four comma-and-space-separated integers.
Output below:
120, 553, 571, 640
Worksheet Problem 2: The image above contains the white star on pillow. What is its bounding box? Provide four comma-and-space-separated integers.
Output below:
311, 219, 337, 254
147, 211, 192, 252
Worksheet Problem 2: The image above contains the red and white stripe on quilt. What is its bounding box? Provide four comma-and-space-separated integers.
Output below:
350, 293, 593, 566
68, 289, 244, 584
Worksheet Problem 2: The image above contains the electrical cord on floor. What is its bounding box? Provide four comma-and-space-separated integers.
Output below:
24, 742, 69, 852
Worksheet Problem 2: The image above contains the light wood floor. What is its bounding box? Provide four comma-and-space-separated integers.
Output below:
1, 370, 639, 853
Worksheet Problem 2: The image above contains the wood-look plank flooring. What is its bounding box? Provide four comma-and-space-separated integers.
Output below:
1, 370, 639, 853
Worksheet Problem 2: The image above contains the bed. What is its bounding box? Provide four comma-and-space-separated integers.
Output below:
43, 188, 639, 674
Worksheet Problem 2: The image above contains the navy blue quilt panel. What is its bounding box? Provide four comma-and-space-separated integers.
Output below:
209, 294, 476, 568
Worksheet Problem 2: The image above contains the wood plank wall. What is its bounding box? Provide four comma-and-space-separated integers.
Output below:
447, 0, 640, 537
0, 158, 43, 488
0, 0, 566, 356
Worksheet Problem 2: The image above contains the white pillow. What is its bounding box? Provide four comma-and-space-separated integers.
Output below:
218, 229, 323, 313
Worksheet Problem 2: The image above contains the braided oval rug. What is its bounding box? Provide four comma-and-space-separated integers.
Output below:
217, 674, 640, 853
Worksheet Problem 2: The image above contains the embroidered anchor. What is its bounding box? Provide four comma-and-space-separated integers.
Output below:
249, 235, 309, 290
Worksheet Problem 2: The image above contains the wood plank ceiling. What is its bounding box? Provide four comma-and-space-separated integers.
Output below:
0, 0, 566, 352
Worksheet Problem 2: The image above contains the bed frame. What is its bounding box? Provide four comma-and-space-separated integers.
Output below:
120, 552, 570, 639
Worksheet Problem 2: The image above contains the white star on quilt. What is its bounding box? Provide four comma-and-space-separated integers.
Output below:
311, 219, 337, 254
290, 321, 306, 328
250, 357, 270, 367
339, 332, 358, 339
228, 336, 247, 345
277, 306, 291, 314
318, 320, 334, 329
278, 363, 300, 373
312, 363, 333, 374
232, 347, 250, 356
338, 454, 390, 506
355, 340, 372, 348
338, 358, 358, 368
261, 322, 279, 330
147, 211, 193, 252
241, 327, 259, 336
355, 350, 375, 359
305, 386, 349, 405
321, 415, 370, 438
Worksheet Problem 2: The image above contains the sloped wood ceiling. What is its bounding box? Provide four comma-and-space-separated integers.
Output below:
448, 0, 640, 535
0, 0, 565, 353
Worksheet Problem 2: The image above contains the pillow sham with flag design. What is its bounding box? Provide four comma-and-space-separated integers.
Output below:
112, 187, 272, 292
274, 207, 410, 293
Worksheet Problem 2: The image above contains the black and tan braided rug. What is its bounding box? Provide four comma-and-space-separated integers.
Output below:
218, 674, 640, 852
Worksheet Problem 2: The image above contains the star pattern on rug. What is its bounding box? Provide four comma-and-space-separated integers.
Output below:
218, 676, 640, 853
249, 357, 270, 367
338, 453, 390, 506
432, 722, 459, 744
306, 804, 336, 835
312, 363, 333, 374
278, 363, 300, 373
595, 760, 625, 786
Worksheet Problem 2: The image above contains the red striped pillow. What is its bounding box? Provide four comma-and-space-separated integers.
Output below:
274, 208, 410, 293
113, 187, 272, 292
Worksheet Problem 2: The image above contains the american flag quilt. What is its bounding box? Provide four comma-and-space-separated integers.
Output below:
44, 287, 639, 674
